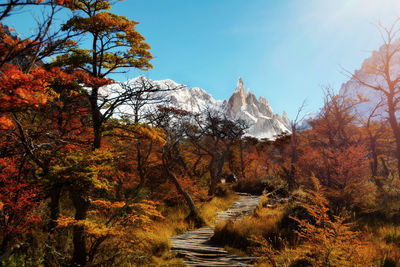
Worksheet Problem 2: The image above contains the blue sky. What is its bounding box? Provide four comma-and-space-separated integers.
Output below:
5, 0, 400, 118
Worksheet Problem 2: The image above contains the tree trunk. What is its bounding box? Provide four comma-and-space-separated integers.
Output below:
208, 150, 228, 196
133, 141, 146, 197
165, 167, 204, 226
381, 157, 390, 178
369, 137, 378, 177
208, 156, 218, 196
70, 191, 90, 267
387, 94, 400, 177
90, 87, 102, 150
162, 153, 204, 227
290, 127, 298, 163
48, 183, 63, 232
239, 140, 245, 179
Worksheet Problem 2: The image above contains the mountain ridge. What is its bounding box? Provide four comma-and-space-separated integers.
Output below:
112, 76, 291, 139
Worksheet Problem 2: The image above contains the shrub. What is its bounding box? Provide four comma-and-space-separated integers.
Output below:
234, 175, 288, 196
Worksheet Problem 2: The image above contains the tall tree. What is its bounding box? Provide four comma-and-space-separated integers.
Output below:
55, 0, 153, 149
51, 1, 153, 265
349, 19, 400, 177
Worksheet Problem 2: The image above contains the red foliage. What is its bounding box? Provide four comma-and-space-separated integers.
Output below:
0, 158, 41, 240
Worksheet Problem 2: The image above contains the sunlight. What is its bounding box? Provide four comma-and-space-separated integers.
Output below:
311, 0, 400, 28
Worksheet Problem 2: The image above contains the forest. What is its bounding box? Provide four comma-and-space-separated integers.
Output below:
2, 1, 400, 266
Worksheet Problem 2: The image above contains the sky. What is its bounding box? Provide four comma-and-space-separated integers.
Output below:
5, 0, 400, 118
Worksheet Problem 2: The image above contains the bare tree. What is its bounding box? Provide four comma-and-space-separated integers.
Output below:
102, 77, 183, 196
150, 107, 204, 226
346, 19, 400, 176
280, 99, 307, 191
185, 108, 248, 195
355, 98, 387, 177
111, 76, 183, 123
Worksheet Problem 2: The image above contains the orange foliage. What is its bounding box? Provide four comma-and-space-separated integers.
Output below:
291, 178, 376, 266
297, 143, 375, 212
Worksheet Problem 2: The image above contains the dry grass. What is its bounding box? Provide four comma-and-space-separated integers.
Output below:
212, 196, 285, 254
150, 256, 186, 267
198, 190, 239, 225
363, 224, 400, 266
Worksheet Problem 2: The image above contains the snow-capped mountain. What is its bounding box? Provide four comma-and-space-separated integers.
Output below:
153, 80, 225, 113
225, 77, 291, 138
109, 76, 291, 139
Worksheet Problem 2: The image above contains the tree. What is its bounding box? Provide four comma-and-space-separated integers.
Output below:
0, 2, 76, 72
150, 107, 204, 226
0, 1, 94, 263
51, 1, 153, 264
348, 19, 400, 177
185, 109, 247, 195
0, 0, 70, 21
356, 99, 389, 178
279, 100, 307, 191
297, 90, 375, 213
54, 0, 153, 149
109, 77, 182, 196
0, 157, 41, 260
0, 65, 94, 264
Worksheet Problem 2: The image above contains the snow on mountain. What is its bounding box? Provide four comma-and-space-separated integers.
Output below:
149, 78, 225, 113
109, 76, 291, 139
225, 77, 291, 139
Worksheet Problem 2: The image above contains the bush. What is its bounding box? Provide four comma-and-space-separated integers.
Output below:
233, 175, 288, 196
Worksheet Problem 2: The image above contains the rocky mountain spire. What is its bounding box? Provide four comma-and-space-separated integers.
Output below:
282, 111, 290, 127
236, 77, 247, 106
258, 96, 273, 117
225, 77, 290, 138
226, 77, 248, 118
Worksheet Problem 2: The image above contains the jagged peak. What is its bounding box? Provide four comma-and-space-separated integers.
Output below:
259, 96, 269, 106
230, 77, 247, 107
282, 111, 290, 125
247, 88, 254, 96
234, 77, 245, 93
237, 76, 244, 87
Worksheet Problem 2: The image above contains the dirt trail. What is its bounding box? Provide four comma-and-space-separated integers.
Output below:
171, 193, 261, 267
